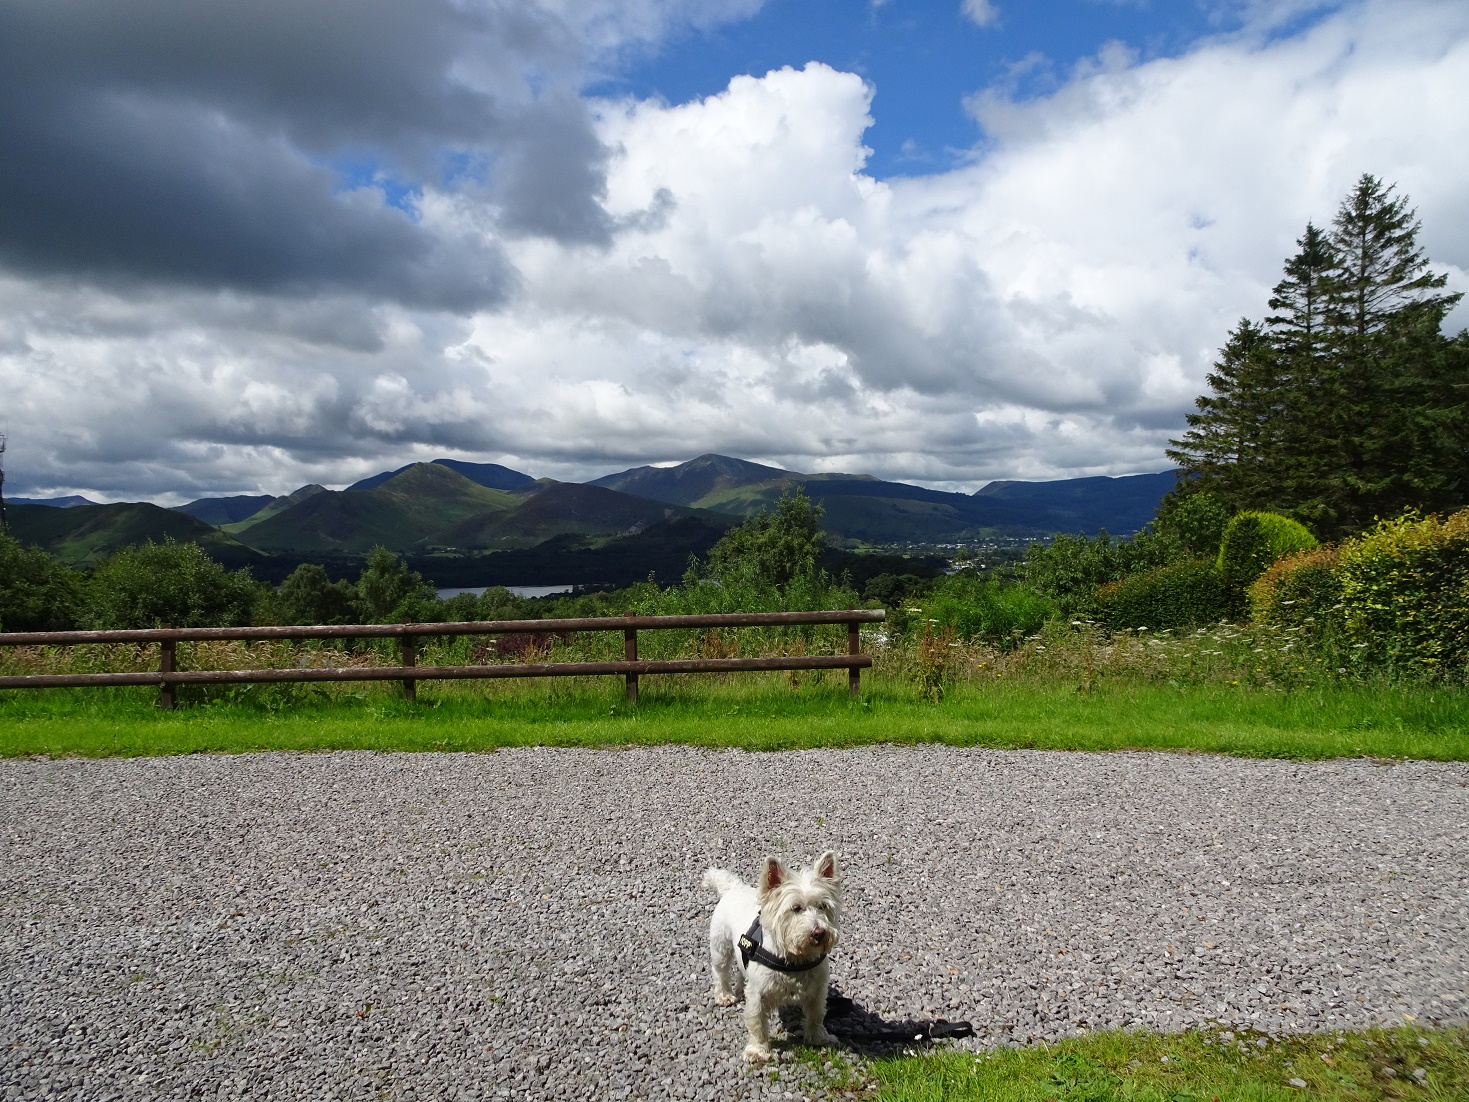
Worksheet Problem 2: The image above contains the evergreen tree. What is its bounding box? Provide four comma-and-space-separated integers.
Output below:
1267, 221, 1334, 354
1263, 227, 1333, 514
1312, 175, 1464, 532
1324, 175, 1458, 340
1262, 223, 1336, 519
1165, 318, 1287, 509
1170, 176, 1466, 538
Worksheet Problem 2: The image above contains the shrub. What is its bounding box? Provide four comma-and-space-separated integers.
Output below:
355, 547, 436, 623
1335, 509, 1469, 679
0, 533, 83, 632
861, 572, 935, 608
921, 572, 1053, 644
272, 563, 358, 625
1217, 511, 1318, 597
1022, 530, 1177, 614
1154, 488, 1230, 558
1249, 547, 1343, 634
914, 622, 957, 701
654, 490, 856, 619
84, 540, 264, 629
1094, 559, 1234, 630
703, 488, 826, 594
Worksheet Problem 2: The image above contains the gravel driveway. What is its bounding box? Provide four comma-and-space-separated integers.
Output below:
3, 746, 1467, 1101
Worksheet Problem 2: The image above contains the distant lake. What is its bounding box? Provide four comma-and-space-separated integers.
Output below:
436, 584, 576, 600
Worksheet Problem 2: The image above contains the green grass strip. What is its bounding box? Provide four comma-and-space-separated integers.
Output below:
873, 1023, 1469, 1101
1, 680, 1466, 759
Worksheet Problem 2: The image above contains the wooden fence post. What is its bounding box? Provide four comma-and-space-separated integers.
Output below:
401, 631, 417, 702
624, 616, 638, 704
847, 619, 861, 699
159, 625, 176, 711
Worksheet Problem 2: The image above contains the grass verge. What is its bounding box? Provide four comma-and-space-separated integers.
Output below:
873, 1023, 1469, 1101
1, 677, 1467, 759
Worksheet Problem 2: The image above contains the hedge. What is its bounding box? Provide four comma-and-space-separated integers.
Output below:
1249, 546, 1343, 626
1094, 559, 1234, 630
1217, 511, 1318, 596
1335, 509, 1469, 679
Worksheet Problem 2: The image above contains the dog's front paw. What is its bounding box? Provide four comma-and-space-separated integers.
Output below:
806, 1026, 838, 1047
713, 992, 737, 1007
743, 1041, 773, 1064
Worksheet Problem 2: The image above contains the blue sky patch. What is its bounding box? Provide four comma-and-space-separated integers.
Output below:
597, 0, 1344, 178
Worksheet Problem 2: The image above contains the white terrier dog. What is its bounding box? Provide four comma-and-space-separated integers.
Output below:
702, 852, 842, 1063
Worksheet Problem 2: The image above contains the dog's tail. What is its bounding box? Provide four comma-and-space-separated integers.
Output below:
702, 867, 741, 898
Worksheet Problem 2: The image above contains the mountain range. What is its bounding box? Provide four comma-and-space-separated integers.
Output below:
590, 454, 1177, 543
9, 495, 98, 509
5, 454, 1179, 583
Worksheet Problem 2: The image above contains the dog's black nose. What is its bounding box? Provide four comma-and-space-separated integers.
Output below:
812, 927, 827, 942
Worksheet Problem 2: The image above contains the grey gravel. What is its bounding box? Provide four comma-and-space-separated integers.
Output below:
2, 746, 1467, 1101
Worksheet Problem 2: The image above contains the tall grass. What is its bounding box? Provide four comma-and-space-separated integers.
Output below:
2, 620, 1466, 760
2, 680, 1465, 760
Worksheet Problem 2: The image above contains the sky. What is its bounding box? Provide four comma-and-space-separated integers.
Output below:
1, 0, 1466, 503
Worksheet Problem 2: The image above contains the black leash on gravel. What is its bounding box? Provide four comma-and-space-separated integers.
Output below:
739, 916, 976, 1046
819, 987, 975, 1045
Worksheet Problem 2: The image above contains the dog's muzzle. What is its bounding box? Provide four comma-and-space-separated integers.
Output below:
739, 916, 829, 974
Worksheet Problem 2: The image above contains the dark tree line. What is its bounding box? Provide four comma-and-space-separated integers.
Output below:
1167, 175, 1468, 538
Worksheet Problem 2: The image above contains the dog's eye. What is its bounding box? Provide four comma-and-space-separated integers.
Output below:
791, 903, 804, 913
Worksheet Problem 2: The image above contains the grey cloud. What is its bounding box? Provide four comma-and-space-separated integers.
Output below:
0, 96, 514, 310
0, 278, 507, 497
491, 94, 616, 243
0, 0, 617, 308
616, 188, 678, 234
15, 0, 1459, 501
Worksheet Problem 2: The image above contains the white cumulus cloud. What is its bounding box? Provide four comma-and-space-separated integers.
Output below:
2, 0, 1466, 500
464, 0, 1469, 486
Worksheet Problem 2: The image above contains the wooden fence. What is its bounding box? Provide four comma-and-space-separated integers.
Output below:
0, 610, 886, 709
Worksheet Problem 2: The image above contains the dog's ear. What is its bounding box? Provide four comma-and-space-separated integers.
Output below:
758, 857, 787, 898
814, 851, 839, 883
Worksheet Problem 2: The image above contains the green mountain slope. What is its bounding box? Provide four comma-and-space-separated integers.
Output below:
434, 482, 717, 550
175, 494, 274, 525
222, 484, 328, 534
7, 502, 263, 568
236, 463, 518, 553
589, 454, 1179, 539
587, 454, 798, 507
349, 458, 535, 492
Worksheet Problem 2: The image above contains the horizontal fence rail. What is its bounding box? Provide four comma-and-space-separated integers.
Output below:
0, 610, 886, 708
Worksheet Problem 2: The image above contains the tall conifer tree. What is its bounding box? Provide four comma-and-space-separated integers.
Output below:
1324, 175, 1457, 339
1264, 223, 1335, 518
1170, 176, 1466, 538
1315, 175, 1463, 531
1166, 318, 1286, 508
1268, 222, 1333, 351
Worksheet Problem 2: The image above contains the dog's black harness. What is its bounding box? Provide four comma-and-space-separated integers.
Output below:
739, 915, 828, 974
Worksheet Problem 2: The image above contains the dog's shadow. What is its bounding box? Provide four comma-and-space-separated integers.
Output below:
778, 984, 975, 1057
